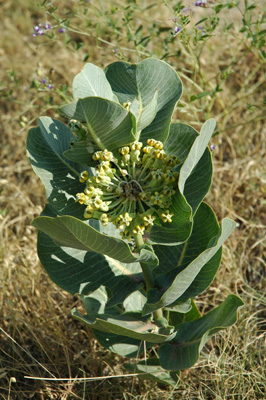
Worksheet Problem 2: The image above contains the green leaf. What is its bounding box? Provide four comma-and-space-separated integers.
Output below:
63, 138, 98, 166
123, 290, 147, 312
38, 230, 143, 304
72, 308, 175, 343
37, 207, 143, 303
32, 214, 158, 265
78, 287, 171, 347
80, 286, 110, 315
125, 359, 180, 387
148, 121, 213, 245
164, 122, 213, 214
153, 202, 222, 300
165, 299, 192, 314
143, 216, 236, 314
80, 286, 154, 356
159, 295, 244, 370
92, 329, 152, 358
61, 97, 135, 152
148, 190, 193, 246
72, 63, 118, 101
169, 300, 201, 327
190, 91, 211, 102
105, 58, 182, 142
136, 89, 158, 133
178, 119, 216, 196
26, 118, 85, 218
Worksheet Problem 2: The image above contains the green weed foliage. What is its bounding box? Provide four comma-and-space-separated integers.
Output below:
1, 0, 265, 398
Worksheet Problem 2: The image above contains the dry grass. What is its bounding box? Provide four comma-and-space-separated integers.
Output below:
1, 0, 265, 399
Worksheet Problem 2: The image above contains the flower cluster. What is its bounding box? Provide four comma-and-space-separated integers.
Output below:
198, 25, 205, 35
171, 25, 181, 36
195, 0, 207, 7
76, 138, 180, 240
41, 78, 54, 90
32, 22, 52, 37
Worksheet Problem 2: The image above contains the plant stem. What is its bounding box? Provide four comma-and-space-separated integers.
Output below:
134, 234, 163, 321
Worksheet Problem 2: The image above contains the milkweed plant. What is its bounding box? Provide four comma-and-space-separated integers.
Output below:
27, 58, 243, 386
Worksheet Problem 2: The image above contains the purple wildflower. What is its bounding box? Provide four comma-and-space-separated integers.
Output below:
195, 0, 207, 6
58, 27, 66, 33
44, 22, 52, 30
171, 25, 181, 36
48, 84, 54, 90
198, 25, 205, 35
32, 22, 52, 37
210, 144, 217, 151
41, 78, 47, 84
33, 25, 40, 37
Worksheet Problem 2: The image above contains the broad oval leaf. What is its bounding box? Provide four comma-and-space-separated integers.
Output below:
178, 119, 215, 198
73, 63, 118, 101
37, 209, 143, 304
93, 329, 152, 358
80, 287, 153, 357
137, 89, 158, 133
63, 138, 99, 166
105, 58, 182, 142
148, 191, 192, 245
164, 121, 213, 214
26, 118, 86, 218
148, 120, 214, 245
125, 359, 180, 387
159, 295, 244, 370
143, 216, 236, 315
123, 290, 147, 313
168, 300, 201, 327
153, 202, 222, 299
61, 97, 136, 152
32, 214, 158, 265
72, 308, 175, 343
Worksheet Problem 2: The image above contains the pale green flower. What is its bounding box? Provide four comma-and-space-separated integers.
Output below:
76, 138, 180, 239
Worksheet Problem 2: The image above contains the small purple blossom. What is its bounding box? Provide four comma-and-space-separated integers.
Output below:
41, 78, 47, 84
210, 144, 217, 151
198, 25, 206, 35
32, 26, 40, 37
195, 0, 207, 6
58, 27, 66, 33
48, 84, 54, 90
32, 22, 52, 37
171, 25, 181, 36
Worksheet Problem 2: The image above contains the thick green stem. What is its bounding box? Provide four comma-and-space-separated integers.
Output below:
134, 234, 163, 321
